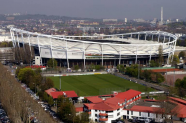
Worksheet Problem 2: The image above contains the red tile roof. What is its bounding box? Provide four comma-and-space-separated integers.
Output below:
169, 97, 186, 118
115, 89, 141, 100
93, 102, 116, 111
83, 89, 141, 111
50, 91, 78, 99
104, 97, 123, 106
169, 97, 186, 105
85, 96, 103, 103
130, 105, 163, 113
76, 107, 83, 112
45, 88, 57, 96
84, 103, 95, 109
150, 69, 181, 73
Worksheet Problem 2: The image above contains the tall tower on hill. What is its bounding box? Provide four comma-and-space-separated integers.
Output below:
161, 7, 163, 23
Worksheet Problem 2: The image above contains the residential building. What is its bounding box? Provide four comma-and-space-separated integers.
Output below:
103, 19, 118, 22
83, 89, 142, 123
81, 89, 186, 123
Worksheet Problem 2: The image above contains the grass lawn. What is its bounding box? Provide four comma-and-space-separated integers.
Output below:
49, 74, 154, 96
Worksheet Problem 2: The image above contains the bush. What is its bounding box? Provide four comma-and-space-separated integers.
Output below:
117, 64, 125, 73
150, 60, 159, 67
125, 64, 139, 77
74, 65, 79, 71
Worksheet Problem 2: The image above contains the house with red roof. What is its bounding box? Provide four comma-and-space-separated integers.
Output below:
45, 88, 57, 96
50, 91, 78, 99
45, 88, 78, 102
83, 89, 186, 123
83, 89, 142, 123
168, 97, 186, 122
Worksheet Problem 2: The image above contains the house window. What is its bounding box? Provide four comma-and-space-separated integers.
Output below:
95, 119, 97, 122
95, 114, 97, 117
131, 111, 133, 115
127, 110, 129, 115
148, 113, 150, 117
95, 110, 97, 112
117, 112, 120, 116
117, 108, 120, 111
106, 111, 113, 113
139, 112, 141, 116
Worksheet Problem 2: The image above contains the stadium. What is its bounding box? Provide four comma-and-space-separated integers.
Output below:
10, 28, 177, 68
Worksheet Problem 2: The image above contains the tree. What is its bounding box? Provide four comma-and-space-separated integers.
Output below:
175, 79, 182, 88
18, 68, 35, 85
0, 63, 55, 123
47, 58, 57, 68
14, 44, 35, 64
178, 51, 186, 58
43, 92, 49, 102
117, 64, 125, 73
142, 70, 152, 81
57, 96, 76, 123
95, 65, 104, 70
48, 96, 54, 106
43, 78, 54, 90
79, 112, 89, 123
158, 45, 164, 66
155, 73, 165, 83
15, 66, 22, 77
171, 55, 179, 65
150, 60, 159, 67
174, 77, 186, 97
125, 64, 139, 77
89, 64, 95, 70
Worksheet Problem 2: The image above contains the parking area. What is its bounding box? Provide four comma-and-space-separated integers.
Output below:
0, 102, 10, 123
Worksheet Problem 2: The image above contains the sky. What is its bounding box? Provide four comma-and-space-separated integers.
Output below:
0, 0, 186, 20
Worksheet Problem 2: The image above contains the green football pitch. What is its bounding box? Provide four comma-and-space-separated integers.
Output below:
49, 74, 154, 96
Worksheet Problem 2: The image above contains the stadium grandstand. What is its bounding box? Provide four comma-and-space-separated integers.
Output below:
10, 28, 177, 69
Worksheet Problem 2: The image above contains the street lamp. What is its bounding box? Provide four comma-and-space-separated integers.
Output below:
59, 76, 61, 90
138, 60, 140, 79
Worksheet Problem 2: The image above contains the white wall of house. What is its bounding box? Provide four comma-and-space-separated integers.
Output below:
183, 118, 186, 123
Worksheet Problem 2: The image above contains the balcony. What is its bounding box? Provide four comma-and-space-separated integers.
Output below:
99, 118, 108, 121
99, 113, 108, 116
